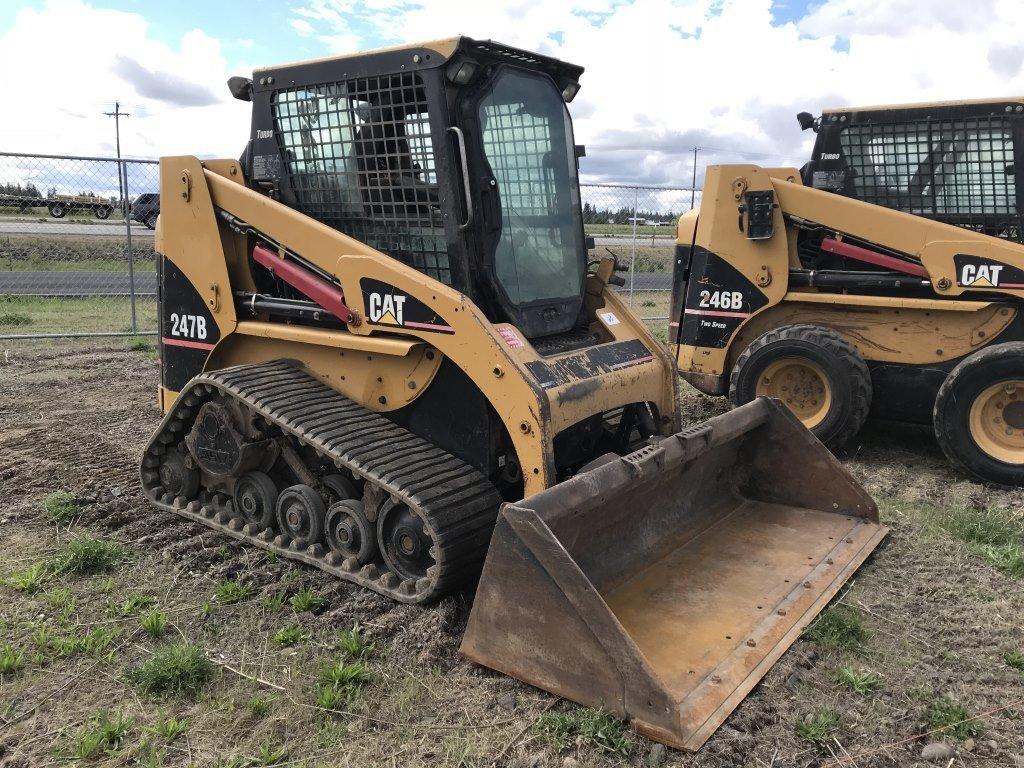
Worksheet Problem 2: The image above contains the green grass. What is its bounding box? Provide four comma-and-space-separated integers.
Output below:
116, 593, 156, 616
4, 561, 51, 592
795, 710, 841, 743
0, 311, 32, 327
535, 707, 634, 756
803, 604, 869, 651
1005, 649, 1024, 671
248, 695, 272, 718
140, 609, 169, 638
213, 580, 255, 605
927, 504, 1024, 577
273, 624, 306, 647
147, 716, 188, 740
57, 535, 126, 575
42, 586, 76, 618
128, 338, 154, 353
0, 295, 157, 336
925, 696, 984, 740
314, 659, 372, 711
63, 710, 134, 760
260, 594, 285, 613
50, 626, 120, 658
42, 491, 77, 523
131, 643, 214, 696
337, 624, 374, 660
0, 644, 24, 675
835, 667, 882, 694
290, 588, 323, 614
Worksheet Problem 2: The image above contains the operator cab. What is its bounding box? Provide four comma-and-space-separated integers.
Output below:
801, 98, 1024, 242
234, 37, 587, 339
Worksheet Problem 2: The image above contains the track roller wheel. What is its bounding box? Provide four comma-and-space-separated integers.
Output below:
325, 499, 376, 564
377, 500, 434, 582
323, 473, 358, 503
934, 342, 1024, 487
276, 484, 326, 545
730, 324, 871, 450
232, 471, 278, 530
159, 451, 200, 500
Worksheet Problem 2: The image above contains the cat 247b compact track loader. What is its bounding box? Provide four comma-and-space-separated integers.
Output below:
142, 37, 885, 750
671, 98, 1024, 486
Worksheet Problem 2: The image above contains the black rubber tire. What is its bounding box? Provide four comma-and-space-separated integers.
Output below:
95, 205, 111, 219
322, 473, 358, 503
144, 213, 158, 230
325, 499, 377, 564
276, 483, 326, 545
232, 471, 278, 530
934, 342, 1024, 487
159, 451, 200, 500
730, 324, 872, 450
49, 203, 66, 218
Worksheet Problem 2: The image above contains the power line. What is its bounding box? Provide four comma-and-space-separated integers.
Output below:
103, 101, 130, 212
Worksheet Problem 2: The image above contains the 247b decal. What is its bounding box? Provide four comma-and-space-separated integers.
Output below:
954, 255, 1024, 289
359, 278, 454, 334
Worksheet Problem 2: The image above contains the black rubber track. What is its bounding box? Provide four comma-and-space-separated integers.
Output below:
140, 360, 503, 603
729, 324, 872, 450
934, 341, 1024, 488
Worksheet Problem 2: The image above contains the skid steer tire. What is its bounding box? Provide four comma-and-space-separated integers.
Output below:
730, 324, 871, 450
934, 342, 1024, 487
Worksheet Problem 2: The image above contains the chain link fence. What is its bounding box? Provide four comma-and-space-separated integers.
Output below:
0, 151, 690, 341
0, 151, 159, 339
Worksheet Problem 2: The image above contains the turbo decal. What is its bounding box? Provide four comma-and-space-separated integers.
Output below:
359, 278, 455, 334
954, 254, 1024, 289
679, 247, 768, 349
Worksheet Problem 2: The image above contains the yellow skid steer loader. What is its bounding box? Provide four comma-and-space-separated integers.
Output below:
142, 37, 886, 750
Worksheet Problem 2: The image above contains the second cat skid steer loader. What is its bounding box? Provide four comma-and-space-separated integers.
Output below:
141, 37, 885, 750
671, 157, 1024, 487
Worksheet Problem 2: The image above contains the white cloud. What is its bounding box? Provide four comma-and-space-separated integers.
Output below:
286, 0, 1024, 186
0, 0, 250, 159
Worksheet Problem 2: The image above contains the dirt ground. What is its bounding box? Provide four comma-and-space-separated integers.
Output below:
1, 342, 1023, 768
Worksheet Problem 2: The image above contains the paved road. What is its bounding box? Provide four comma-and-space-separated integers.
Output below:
0, 270, 670, 297
0, 270, 157, 297
0, 221, 153, 237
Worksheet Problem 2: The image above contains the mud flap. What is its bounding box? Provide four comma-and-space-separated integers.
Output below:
460, 397, 887, 751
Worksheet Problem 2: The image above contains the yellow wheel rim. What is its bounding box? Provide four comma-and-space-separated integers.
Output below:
755, 358, 833, 430
968, 379, 1024, 465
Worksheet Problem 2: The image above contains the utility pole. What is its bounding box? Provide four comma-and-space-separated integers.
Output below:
104, 101, 130, 212
104, 101, 137, 333
690, 146, 698, 209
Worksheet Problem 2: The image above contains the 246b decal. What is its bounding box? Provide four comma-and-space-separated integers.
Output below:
677, 247, 768, 349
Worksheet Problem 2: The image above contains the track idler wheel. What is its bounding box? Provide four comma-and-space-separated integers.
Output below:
277, 484, 326, 546
377, 500, 435, 582
325, 499, 377, 564
159, 451, 200, 500
233, 471, 278, 530
323, 473, 359, 503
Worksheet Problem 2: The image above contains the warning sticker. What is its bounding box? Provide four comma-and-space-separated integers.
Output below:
498, 327, 524, 349
599, 311, 620, 326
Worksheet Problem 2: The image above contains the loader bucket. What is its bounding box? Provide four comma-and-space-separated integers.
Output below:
461, 397, 887, 751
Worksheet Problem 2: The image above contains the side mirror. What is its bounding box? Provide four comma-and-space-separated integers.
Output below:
796, 111, 817, 131
228, 76, 253, 102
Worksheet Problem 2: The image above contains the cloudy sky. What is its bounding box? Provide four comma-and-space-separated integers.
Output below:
1, 0, 1022, 186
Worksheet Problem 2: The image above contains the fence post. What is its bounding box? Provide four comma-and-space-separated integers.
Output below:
628, 185, 639, 307
122, 160, 137, 334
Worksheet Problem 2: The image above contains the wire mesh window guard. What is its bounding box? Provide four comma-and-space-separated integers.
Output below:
272, 73, 451, 283
839, 117, 1019, 238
